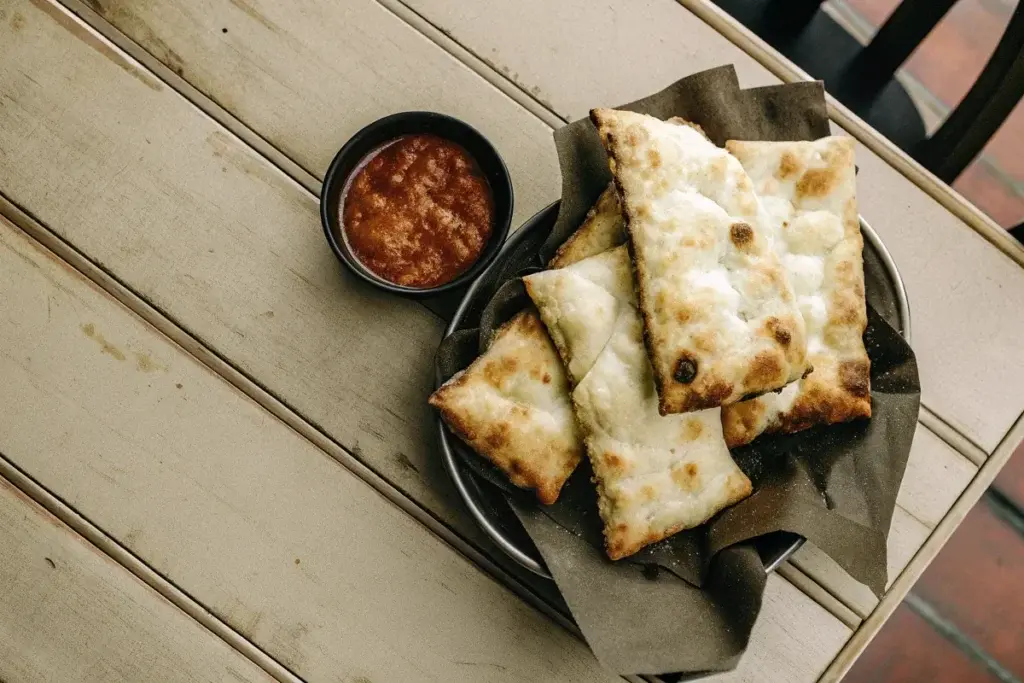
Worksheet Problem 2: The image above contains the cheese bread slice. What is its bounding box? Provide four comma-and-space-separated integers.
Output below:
429, 311, 582, 504
549, 184, 626, 268
525, 247, 752, 560
591, 108, 809, 415
721, 137, 870, 447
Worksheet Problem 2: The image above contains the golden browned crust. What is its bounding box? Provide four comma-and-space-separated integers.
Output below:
721, 399, 769, 449
429, 311, 582, 504
721, 136, 871, 446
548, 184, 626, 269
595, 435, 752, 559
591, 108, 809, 416
530, 245, 753, 560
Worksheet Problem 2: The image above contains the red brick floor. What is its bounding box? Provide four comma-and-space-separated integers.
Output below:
844, 604, 1002, 683
844, 440, 1024, 683
913, 498, 1024, 680
995, 441, 1024, 511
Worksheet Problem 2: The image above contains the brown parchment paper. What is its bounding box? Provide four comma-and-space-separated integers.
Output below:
434, 65, 920, 676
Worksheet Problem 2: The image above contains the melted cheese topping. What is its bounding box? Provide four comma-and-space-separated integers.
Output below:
429, 312, 582, 504
720, 137, 871, 445
592, 109, 809, 414
525, 247, 751, 560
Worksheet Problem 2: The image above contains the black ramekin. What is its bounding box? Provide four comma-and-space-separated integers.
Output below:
320, 112, 514, 296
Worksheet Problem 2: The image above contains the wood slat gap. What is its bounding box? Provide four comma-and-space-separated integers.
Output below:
0, 194, 574, 641
920, 405, 990, 464
56, 0, 322, 195
0, 452, 305, 683
377, 0, 565, 128
777, 563, 862, 629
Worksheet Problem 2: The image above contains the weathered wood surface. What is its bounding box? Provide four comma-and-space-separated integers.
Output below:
706, 575, 852, 683
0, 0, 465, 551
0, 3, 858, 679
0, 214, 620, 681
792, 426, 977, 617
0, 477, 275, 683
69, 0, 561, 225
46, 1, 1009, 615
0, 204, 853, 681
19, 0, 978, 614
0, 0, 1018, 679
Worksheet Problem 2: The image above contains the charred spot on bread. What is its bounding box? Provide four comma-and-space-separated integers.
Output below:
674, 356, 698, 384
729, 221, 754, 248
839, 359, 870, 397
765, 316, 792, 347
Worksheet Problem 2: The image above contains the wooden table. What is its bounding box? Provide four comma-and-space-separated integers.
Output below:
0, 0, 1021, 680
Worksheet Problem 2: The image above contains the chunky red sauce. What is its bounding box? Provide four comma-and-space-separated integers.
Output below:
341, 134, 494, 288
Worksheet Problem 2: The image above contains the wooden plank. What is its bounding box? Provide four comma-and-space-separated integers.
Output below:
0, 478, 274, 683
776, 564, 861, 630
707, 575, 852, 683
790, 426, 976, 617
895, 427, 978, 529
67, 0, 560, 228
0, 216, 619, 681
0, 0, 480, 555
398, 0, 1024, 453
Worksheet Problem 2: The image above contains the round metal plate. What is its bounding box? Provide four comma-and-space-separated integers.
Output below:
437, 202, 911, 579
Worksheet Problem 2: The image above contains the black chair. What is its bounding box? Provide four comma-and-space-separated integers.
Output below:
713, 0, 1024, 185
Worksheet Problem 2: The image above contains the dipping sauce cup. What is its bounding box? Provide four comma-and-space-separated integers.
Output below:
321, 112, 514, 296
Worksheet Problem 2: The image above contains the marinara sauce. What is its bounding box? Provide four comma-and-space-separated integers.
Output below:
340, 134, 494, 288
